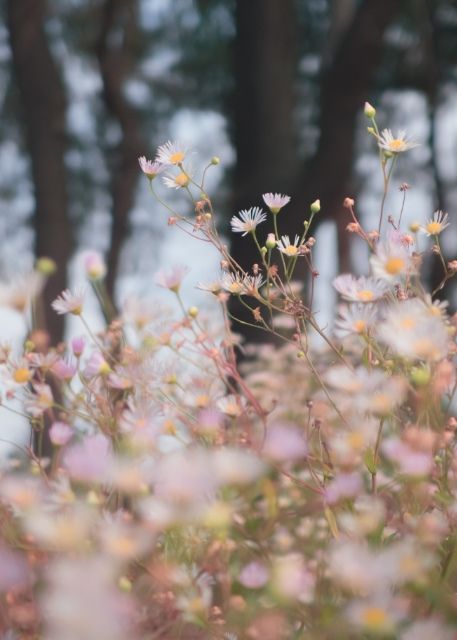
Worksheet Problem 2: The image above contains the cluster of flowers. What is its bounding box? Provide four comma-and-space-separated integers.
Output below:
0, 104, 457, 639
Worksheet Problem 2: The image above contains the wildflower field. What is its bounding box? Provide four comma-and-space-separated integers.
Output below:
2, 104, 457, 639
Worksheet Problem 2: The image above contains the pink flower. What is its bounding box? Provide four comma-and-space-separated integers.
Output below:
83, 351, 112, 377
71, 335, 86, 357
138, 156, 164, 179
52, 288, 85, 315
262, 423, 308, 462
155, 264, 189, 293
51, 358, 77, 381
63, 433, 112, 482
83, 251, 106, 280
238, 561, 269, 589
262, 192, 291, 213
49, 421, 74, 446
325, 472, 363, 504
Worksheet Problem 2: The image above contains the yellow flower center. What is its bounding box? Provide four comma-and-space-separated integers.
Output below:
169, 151, 184, 164
357, 289, 374, 302
347, 431, 364, 449
388, 139, 405, 151
175, 172, 190, 187
353, 320, 367, 333
107, 535, 137, 557
400, 316, 416, 330
284, 246, 298, 257
228, 283, 243, 294
426, 222, 442, 235
13, 368, 32, 384
362, 607, 389, 629
385, 257, 405, 275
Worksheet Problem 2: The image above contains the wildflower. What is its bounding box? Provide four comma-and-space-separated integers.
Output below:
155, 140, 187, 165
377, 298, 448, 361
262, 423, 308, 462
325, 472, 363, 504
138, 156, 164, 179
0, 272, 44, 313
230, 207, 267, 235
49, 421, 74, 446
346, 596, 402, 635
51, 358, 77, 381
52, 288, 85, 315
162, 170, 191, 189
332, 274, 388, 302
422, 210, 450, 236
11, 363, 33, 385
376, 128, 419, 154
271, 554, 314, 602
221, 272, 264, 296
334, 303, 378, 337
71, 335, 86, 357
63, 433, 112, 483
83, 351, 112, 377
83, 251, 106, 280
238, 561, 269, 589
155, 264, 189, 293
262, 192, 291, 214
370, 231, 413, 281
24, 383, 53, 417
276, 234, 301, 257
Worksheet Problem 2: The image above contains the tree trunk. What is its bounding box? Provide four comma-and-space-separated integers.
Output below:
7, 0, 72, 344
230, 0, 297, 344
96, 0, 143, 302
290, 0, 399, 272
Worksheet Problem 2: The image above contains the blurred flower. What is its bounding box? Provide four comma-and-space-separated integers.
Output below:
51, 358, 77, 381
155, 264, 189, 293
422, 210, 450, 236
262, 192, 291, 214
221, 272, 264, 296
0, 271, 44, 313
0, 545, 31, 592
71, 335, 86, 357
262, 423, 307, 462
325, 472, 363, 504
63, 434, 113, 483
332, 274, 388, 302
377, 298, 448, 361
49, 421, 74, 446
230, 207, 267, 235
24, 383, 53, 417
334, 303, 378, 337
401, 619, 455, 640
238, 561, 269, 589
83, 251, 107, 280
83, 351, 112, 377
52, 288, 85, 315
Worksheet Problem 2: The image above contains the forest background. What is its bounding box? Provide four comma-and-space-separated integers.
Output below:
2, 0, 457, 346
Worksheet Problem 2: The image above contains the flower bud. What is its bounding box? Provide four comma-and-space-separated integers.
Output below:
364, 102, 376, 118
310, 199, 321, 214
265, 233, 276, 250
211, 156, 220, 165
409, 221, 421, 233
188, 306, 199, 318
36, 257, 57, 276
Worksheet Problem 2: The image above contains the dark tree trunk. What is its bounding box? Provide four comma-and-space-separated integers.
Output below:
96, 0, 143, 302
290, 0, 399, 272
230, 0, 297, 344
7, 0, 72, 344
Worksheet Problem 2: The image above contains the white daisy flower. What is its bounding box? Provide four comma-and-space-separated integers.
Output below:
221, 272, 264, 296
332, 274, 388, 303
155, 140, 187, 165
162, 168, 192, 190
51, 288, 85, 316
276, 234, 301, 257
421, 210, 450, 236
376, 129, 419, 154
262, 192, 291, 214
230, 207, 267, 236
155, 264, 190, 293
377, 298, 448, 361
370, 231, 413, 282
334, 304, 378, 337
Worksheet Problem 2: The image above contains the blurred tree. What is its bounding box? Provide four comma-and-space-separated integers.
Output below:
7, 0, 73, 343
95, 0, 143, 300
